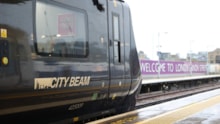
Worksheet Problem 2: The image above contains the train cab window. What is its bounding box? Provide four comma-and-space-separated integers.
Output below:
113, 15, 120, 41
113, 14, 121, 63
35, 1, 88, 57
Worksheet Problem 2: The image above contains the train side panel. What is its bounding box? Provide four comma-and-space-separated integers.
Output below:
0, 0, 109, 119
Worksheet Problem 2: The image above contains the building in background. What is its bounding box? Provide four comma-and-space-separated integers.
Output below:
159, 52, 183, 61
208, 48, 220, 64
187, 52, 207, 62
139, 48, 220, 63
138, 51, 149, 60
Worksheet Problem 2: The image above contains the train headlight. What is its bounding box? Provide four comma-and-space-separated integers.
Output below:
2, 57, 8, 65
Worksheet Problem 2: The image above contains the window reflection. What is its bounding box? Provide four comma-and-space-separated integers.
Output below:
36, 1, 88, 57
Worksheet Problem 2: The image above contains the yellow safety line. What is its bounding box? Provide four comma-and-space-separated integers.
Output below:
136, 95, 220, 124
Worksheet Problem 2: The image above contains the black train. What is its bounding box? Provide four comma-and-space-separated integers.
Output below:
0, 0, 141, 123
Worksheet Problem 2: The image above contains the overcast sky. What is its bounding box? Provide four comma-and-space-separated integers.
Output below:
125, 0, 220, 59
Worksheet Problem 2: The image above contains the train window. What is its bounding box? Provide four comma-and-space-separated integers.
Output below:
113, 15, 120, 41
112, 14, 121, 63
35, 1, 88, 57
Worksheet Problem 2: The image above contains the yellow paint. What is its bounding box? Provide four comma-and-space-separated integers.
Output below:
111, 116, 137, 124
112, 94, 117, 100
73, 117, 79, 122
136, 95, 220, 124
2, 57, 8, 65
0, 28, 7, 38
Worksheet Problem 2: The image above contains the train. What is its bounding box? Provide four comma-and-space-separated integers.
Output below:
0, 0, 142, 123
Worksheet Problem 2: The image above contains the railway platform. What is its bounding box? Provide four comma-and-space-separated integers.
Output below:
87, 88, 220, 124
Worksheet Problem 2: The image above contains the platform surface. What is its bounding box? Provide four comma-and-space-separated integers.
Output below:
87, 88, 220, 124
142, 74, 220, 84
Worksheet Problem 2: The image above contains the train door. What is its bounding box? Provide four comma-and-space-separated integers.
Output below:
107, 0, 126, 103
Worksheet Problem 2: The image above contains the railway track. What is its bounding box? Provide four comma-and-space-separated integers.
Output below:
136, 81, 220, 109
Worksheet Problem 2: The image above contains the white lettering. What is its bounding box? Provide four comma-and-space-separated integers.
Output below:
69, 77, 76, 87
167, 63, 174, 72
59, 77, 65, 88
156, 63, 159, 72
160, 63, 166, 72
140, 63, 147, 72
34, 76, 91, 90
175, 64, 189, 72
75, 76, 80, 86
151, 63, 155, 72
64, 77, 70, 87
52, 77, 58, 88
68, 103, 84, 111
84, 76, 90, 85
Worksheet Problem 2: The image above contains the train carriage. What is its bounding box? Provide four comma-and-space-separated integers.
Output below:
0, 0, 141, 123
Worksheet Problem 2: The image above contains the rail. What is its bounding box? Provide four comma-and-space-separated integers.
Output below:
136, 80, 220, 109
